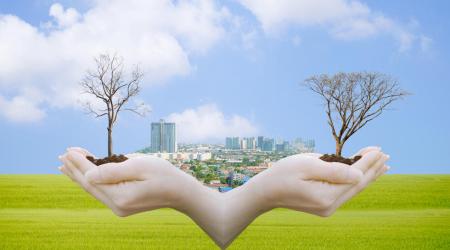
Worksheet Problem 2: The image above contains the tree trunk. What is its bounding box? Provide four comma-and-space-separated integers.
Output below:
335, 141, 343, 157
107, 126, 113, 157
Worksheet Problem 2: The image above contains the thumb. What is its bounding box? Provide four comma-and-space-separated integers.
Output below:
308, 162, 363, 184
352, 151, 384, 173
85, 162, 143, 184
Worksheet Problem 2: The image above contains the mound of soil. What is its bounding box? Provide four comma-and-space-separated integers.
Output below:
86, 154, 128, 166
320, 154, 362, 165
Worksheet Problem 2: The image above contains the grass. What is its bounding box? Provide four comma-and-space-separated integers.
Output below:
0, 174, 449, 249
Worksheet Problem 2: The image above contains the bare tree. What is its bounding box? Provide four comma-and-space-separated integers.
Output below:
80, 53, 149, 157
304, 72, 408, 157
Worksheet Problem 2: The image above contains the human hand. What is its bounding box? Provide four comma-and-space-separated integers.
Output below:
59, 148, 203, 215
249, 146, 388, 216
59, 148, 224, 247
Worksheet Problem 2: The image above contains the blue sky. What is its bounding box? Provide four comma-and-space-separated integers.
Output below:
0, 0, 449, 174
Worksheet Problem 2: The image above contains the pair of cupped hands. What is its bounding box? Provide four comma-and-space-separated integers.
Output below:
59, 146, 389, 249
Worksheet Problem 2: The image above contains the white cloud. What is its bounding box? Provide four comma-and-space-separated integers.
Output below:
0, 95, 45, 123
0, 0, 230, 123
237, 0, 429, 51
165, 104, 259, 143
49, 3, 80, 28
237, 0, 369, 32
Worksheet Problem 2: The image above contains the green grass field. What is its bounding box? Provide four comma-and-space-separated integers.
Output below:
1, 174, 449, 249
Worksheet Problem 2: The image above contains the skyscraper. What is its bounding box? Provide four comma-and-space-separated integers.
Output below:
225, 137, 241, 150
257, 136, 264, 150
151, 119, 177, 153
225, 137, 233, 149
240, 139, 247, 150
275, 140, 290, 152
244, 137, 256, 150
262, 138, 275, 152
231, 137, 240, 150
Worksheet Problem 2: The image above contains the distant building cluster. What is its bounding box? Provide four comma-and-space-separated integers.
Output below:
291, 138, 315, 153
149, 119, 315, 154
225, 136, 314, 152
225, 137, 257, 150
144, 118, 315, 193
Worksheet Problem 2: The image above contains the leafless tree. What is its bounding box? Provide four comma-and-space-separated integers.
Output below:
80, 53, 149, 157
304, 72, 408, 157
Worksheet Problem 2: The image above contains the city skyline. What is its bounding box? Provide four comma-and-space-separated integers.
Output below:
224, 136, 314, 153
149, 118, 315, 153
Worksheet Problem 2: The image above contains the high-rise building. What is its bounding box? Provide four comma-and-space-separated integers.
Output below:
262, 138, 275, 152
240, 139, 247, 150
225, 137, 241, 150
244, 137, 256, 150
231, 137, 240, 150
275, 140, 290, 152
225, 137, 233, 149
151, 119, 177, 153
257, 136, 264, 149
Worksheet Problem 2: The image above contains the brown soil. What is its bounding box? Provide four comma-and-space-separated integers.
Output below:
86, 154, 128, 166
320, 154, 362, 165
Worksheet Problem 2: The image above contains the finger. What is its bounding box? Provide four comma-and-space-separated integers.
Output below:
352, 151, 383, 173
59, 165, 76, 182
352, 146, 381, 158
66, 151, 96, 174
58, 154, 75, 176
375, 165, 390, 179
341, 154, 389, 204
307, 162, 363, 184
328, 154, 389, 211
62, 154, 107, 196
61, 155, 92, 189
85, 162, 143, 184
67, 147, 95, 157
61, 155, 120, 210
355, 154, 388, 186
